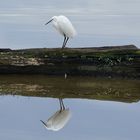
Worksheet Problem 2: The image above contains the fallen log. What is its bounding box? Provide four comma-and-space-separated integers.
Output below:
0, 44, 139, 78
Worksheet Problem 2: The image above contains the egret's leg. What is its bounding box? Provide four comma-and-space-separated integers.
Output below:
61, 99, 65, 110
62, 35, 66, 48
59, 99, 65, 111
59, 99, 63, 111
63, 37, 69, 48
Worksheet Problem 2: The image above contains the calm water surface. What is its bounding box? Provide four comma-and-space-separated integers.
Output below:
0, 75, 140, 140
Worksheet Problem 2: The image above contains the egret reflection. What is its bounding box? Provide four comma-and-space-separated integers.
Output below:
40, 99, 71, 131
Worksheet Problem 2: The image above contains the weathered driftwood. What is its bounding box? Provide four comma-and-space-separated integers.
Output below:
0, 45, 140, 78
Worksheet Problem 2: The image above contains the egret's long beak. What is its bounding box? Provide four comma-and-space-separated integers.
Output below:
45, 19, 53, 25
40, 120, 48, 127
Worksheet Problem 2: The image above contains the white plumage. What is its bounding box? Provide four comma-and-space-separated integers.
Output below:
45, 15, 76, 48
40, 99, 71, 131
41, 109, 71, 131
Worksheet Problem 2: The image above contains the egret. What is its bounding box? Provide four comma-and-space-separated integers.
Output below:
45, 15, 76, 48
40, 99, 71, 131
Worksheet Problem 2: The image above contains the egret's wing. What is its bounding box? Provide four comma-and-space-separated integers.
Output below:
58, 16, 76, 38
46, 108, 71, 131
52, 109, 71, 131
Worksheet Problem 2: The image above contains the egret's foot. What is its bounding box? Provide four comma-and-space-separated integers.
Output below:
62, 46, 65, 49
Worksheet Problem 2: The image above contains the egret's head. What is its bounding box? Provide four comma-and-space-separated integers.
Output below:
51, 16, 58, 21
45, 16, 58, 25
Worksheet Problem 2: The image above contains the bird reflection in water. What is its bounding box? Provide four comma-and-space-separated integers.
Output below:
40, 99, 71, 131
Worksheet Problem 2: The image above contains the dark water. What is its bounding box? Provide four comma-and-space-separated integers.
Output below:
0, 75, 140, 140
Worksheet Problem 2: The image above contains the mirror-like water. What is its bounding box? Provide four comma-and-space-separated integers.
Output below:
0, 75, 140, 140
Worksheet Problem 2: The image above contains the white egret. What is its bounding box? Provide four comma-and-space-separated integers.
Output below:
45, 15, 77, 48
40, 99, 71, 131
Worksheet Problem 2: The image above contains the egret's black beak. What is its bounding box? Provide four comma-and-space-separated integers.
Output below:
45, 19, 53, 25
40, 120, 47, 127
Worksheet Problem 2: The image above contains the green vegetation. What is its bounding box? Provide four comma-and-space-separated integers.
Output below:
0, 75, 139, 103
0, 45, 139, 78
